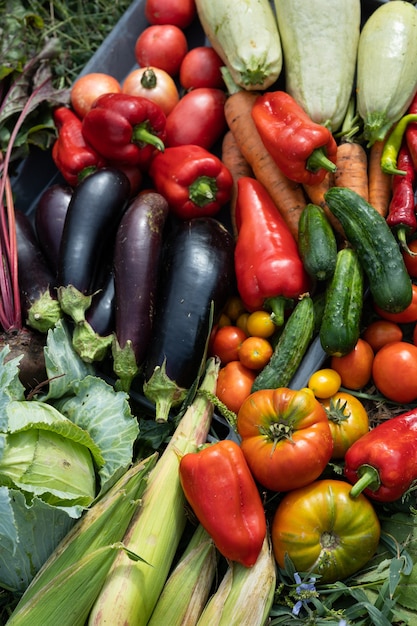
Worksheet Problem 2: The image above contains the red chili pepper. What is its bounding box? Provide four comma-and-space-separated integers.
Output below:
405, 91, 417, 171
81, 92, 166, 170
251, 91, 338, 186
149, 144, 233, 219
386, 142, 417, 254
179, 439, 267, 567
345, 408, 417, 502
52, 107, 107, 186
234, 176, 310, 324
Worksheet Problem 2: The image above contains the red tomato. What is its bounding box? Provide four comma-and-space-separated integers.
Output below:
179, 46, 225, 90
165, 88, 227, 150
145, 0, 196, 28
372, 341, 417, 403
122, 67, 180, 116
216, 361, 256, 414
374, 283, 417, 324
210, 325, 247, 364
402, 239, 417, 277
413, 323, 417, 346
70, 72, 121, 118
362, 319, 403, 352
330, 338, 374, 390
134, 25, 188, 76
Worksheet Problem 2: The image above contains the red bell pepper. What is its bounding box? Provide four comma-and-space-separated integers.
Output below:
251, 91, 338, 186
386, 142, 417, 254
345, 408, 417, 502
234, 176, 311, 324
52, 106, 106, 186
149, 144, 233, 219
179, 439, 267, 567
81, 92, 166, 170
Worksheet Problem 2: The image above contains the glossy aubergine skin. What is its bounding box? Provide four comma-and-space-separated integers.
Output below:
57, 168, 131, 294
144, 217, 235, 389
34, 183, 72, 274
85, 269, 115, 337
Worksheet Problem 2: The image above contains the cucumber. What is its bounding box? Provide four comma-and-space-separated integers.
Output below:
252, 295, 315, 392
194, 0, 282, 90
357, 1, 417, 146
273, 0, 361, 132
319, 248, 363, 357
324, 186, 413, 314
298, 204, 337, 281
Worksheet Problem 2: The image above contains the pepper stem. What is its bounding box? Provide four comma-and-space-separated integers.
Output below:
188, 175, 217, 207
349, 464, 380, 498
264, 296, 291, 327
397, 227, 417, 257
132, 122, 165, 152
306, 147, 337, 174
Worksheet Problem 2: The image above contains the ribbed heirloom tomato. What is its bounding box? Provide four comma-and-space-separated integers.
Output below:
236, 387, 333, 492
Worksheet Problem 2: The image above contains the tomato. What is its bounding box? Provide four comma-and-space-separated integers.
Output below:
374, 283, 417, 324
413, 323, 417, 346
238, 336, 273, 370
236, 312, 250, 335
134, 25, 188, 76
271, 479, 381, 583
330, 338, 374, 390
145, 0, 196, 29
372, 341, 417, 403
237, 387, 333, 492
223, 296, 246, 322
70, 72, 121, 118
362, 319, 403, 352
307, 368, 341, 399
165, 88, 227, 150
245, 310, 276, 338
179, 46, 225, 90
216, 361, 257, 414
122, 67, 180, 116
402, 239, 417, 277
210, 325, 247, 364
321, 392, 370, 459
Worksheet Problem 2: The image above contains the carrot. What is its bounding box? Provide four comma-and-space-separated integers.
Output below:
303, 172, 345, 238
221, 130, 253, 239
333, 141, 369, 201
368, 139, 392, 217
224, 90, 307, 241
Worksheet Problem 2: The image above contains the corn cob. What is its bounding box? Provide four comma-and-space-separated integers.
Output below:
148, 524, 218, 625
88, 357, 220, 626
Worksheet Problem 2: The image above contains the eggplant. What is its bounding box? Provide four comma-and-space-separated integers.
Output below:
85, 269, 116, 338
112, 191, 169, 391
143, 217, 235, 421
14, 210, 62, 333
34, 183, 72, 274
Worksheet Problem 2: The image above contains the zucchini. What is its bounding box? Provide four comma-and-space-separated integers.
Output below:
298, 204, 337, 281
319, 248, 363, 357
252, 295, 315, 392
357, 1, 417, 146
194, 0, 282, 90
324, 187, 413, 313
273, 0, 361, 132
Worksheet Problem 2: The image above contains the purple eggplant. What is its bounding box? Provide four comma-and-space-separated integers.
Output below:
34, 183, 72, 274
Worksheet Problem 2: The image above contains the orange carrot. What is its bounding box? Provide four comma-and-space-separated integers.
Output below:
224, 90, 307, 241
368, 139, 392, 217
303, 172, 345, 238
221, 130, 253, 238
333, 141, 369, 201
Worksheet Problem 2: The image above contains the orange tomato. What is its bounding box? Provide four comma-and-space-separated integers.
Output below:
238, 336, 273, 370
246, 310, 276, 338
122, 67, 180, 116
373, 283, 417, 324
330, 338, 374, 390
321, 391, 370, 459
216, 361, 256, 414
70, 72, 121, 118
362, 319, 403, 352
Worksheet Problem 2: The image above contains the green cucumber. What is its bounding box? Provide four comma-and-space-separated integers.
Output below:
324, 186, 413, 313
252, 295, 315, 392
298, 203, 337, 281
319, 247, 363, 357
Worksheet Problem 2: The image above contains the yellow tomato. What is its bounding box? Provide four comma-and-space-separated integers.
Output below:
246, 310, 276, 338
308, 368, 342, 399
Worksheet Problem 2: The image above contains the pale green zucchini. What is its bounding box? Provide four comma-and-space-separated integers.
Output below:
273, 0, 361, 132
194, 0, 282, 91
357, 1, 417, 146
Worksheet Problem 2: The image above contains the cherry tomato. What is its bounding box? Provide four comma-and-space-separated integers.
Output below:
402, 239, 417, 277
165, 88, 227, 150
372, 341, 417, 403
216, 361, 256, 414
321, 391, 369, 459
245, 310, 276, 338
179, 46, 225, 90
271, 479, 380, 583
70, 72, 121, 118
134, 25, 188, 76
223, 296, 246, 322
122, 67, 180, 116
236, 312, 250, 335
145, 0, 196, 29
238, 336, 273, 370
307, 368, 341, 399
374, 283, 417, 324
330, 339, 374, 390
210, 325, 247, 364
362, 319, 403, 352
